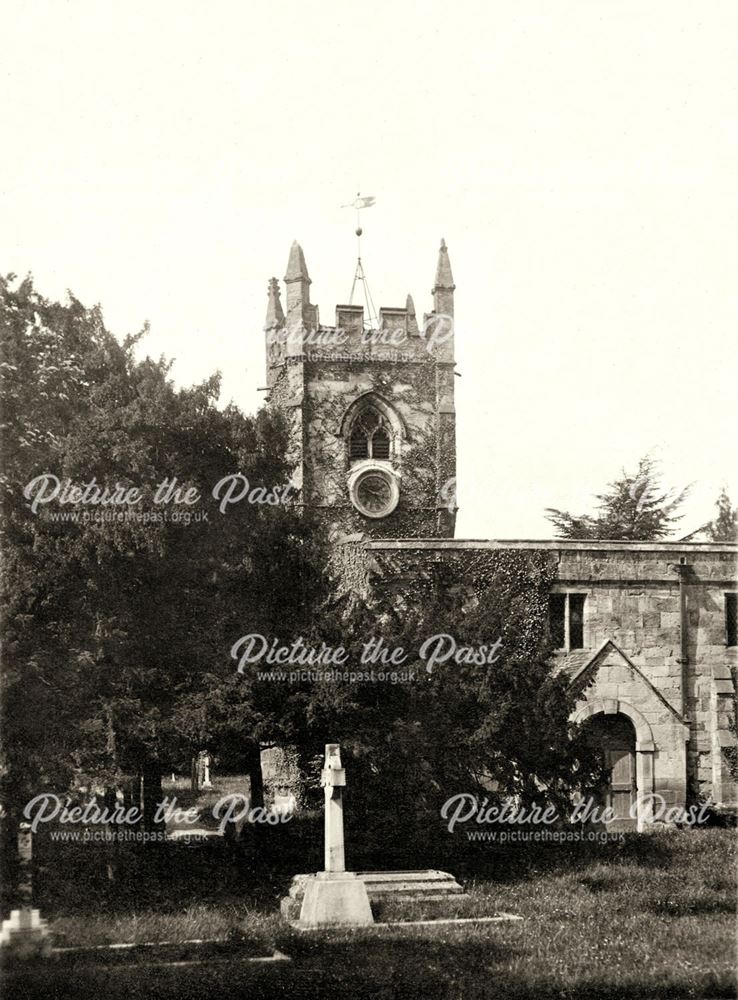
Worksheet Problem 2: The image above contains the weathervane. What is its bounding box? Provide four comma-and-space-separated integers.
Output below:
342, 192, 378, 329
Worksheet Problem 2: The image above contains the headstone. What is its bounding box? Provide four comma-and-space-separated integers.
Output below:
261, 745, 303, 805
298, 744, 373, 927
272, 791, 297, 818
201, 752, 213, 789
0, 824, 51, 958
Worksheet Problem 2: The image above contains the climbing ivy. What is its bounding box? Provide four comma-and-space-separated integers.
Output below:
312, 542, 602, 856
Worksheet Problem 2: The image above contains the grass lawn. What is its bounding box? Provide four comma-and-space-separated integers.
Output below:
159, 774, 252, 835
5, 827, 736, 999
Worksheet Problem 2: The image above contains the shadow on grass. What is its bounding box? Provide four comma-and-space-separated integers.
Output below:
4, 828, 735, 1000
27, 816, 684, 921
4, 932, 735, 1000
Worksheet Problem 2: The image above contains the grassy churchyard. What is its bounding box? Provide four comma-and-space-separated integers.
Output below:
4, 784, 735, 1000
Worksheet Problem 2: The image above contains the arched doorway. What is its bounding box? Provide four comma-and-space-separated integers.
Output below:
572, 699, 657, 831
583, 713, 638, 831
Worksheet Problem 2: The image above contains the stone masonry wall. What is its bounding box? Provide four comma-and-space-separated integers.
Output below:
334, 539, 738, 808
269, 351, 456, 539
302, 358, 447, 537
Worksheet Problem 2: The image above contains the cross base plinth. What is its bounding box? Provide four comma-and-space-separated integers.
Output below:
298, 872, 374, 928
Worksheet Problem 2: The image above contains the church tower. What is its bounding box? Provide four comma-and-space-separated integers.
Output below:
263, 240, 457, 538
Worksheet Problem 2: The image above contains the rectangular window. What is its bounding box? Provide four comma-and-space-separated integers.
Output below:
549, 594, 566, 649
726, 593, 737, 647
569, 594, 586, 650
549, 592, 587, 650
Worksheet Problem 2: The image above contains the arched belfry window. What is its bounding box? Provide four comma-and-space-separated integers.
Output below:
349, 408, 392, 462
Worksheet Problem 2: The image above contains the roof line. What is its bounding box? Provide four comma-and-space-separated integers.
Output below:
359, 538, 737, 552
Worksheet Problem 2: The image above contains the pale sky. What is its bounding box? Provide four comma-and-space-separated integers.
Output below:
3, 1, 736, 538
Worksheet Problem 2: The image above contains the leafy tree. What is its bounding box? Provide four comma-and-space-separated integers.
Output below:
706, 488, 737, 542
1, 271, 603, 866
545, 456, 690, 540
0, 274, 326, 833
279, 552, 603, 860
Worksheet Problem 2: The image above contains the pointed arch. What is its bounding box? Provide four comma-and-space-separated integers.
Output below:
340, 392, 407, 466
339, 391, 408, 442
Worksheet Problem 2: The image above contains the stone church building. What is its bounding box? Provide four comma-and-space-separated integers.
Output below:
262, 240, 738, 829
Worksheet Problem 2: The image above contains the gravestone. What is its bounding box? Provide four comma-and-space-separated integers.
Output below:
298, 744, 374, 927
200, 750, 213, 789
0, 823, 51, 959
191, 749, 213, 791
272, 791, 297, 818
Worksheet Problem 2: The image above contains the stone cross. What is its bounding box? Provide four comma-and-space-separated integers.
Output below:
298, 742, 373, 926
321, 743, 346, 873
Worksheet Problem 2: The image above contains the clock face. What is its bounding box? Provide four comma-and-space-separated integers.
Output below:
351, 469, 398, 518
